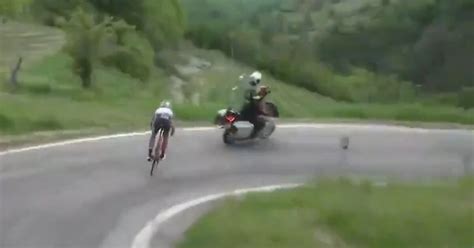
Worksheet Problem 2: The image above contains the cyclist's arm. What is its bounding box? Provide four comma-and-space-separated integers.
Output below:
252, 95, 262, 100
150, 113, 156, 128
170, 125, 175, 136
170, 116, 176, 136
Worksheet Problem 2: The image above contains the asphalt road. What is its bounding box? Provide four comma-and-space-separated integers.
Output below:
1, 124, 473, 248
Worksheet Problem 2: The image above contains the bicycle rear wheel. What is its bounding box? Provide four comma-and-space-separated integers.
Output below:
150, 129, 163, 176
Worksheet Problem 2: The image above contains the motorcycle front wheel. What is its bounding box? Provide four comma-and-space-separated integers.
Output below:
223, 130, 236, 145
261, 121, 276, 139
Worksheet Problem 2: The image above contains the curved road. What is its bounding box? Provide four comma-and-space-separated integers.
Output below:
1, 123, 473, 248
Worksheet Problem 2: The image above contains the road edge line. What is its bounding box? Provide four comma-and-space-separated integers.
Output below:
1, 123, 468, 156
130, 183, 301, 248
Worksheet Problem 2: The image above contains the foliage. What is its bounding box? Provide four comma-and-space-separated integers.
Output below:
182, 0, 474, 102
101, 20, 155, 82
458, 87, 474, 109
318, 0, 474, 92
31, 0, 87, 25
84, 0, 185, 49
30, 0, 185, 50
102, 49, 152, 82
62, 8, 114, 88
0, 0, 31, 17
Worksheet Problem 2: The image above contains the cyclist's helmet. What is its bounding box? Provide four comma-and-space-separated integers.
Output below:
249, 71, 262, 87
160, 100, 172, 108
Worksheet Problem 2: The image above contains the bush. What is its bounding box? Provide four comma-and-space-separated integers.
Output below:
102, 28, 154, 82
174, 104, 218, 121
423, 93, 460, 106
32, 117, 63, 131
458, 87, 474, 109
0, 113, 14, 130
24, 82, 52, 94
31, 0, 86, 26
0, 0, 31, 17
102, 48, 151, 82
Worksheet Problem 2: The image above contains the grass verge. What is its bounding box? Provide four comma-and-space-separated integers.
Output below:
179, 177, 474, 248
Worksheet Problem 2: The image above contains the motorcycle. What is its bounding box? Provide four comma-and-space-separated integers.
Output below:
214, 78, 279, 144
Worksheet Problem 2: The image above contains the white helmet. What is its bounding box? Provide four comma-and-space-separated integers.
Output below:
249, 71, 262, 86
160, 100, 171, 108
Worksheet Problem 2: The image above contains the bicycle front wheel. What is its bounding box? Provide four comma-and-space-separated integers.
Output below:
150, 159, 158, 176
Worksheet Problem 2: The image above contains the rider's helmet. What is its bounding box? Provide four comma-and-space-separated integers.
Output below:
160, 100, 172, 109
249, 71, 262, 87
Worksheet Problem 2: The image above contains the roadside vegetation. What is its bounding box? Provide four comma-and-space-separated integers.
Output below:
179, 176, 474, 248
1, 1, 473, 244
1, 0, 473, 138
183, 0, 474, 107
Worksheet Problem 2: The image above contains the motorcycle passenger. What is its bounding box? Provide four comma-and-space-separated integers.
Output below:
147, 100, 175, 161
239, 71, 268, 138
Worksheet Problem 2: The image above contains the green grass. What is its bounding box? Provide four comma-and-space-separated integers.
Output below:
0, 52, 171, 135
179, 177, 474, 248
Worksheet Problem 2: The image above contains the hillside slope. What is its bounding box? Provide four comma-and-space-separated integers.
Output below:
1, 22, 473, 139
0, 21, 64, 74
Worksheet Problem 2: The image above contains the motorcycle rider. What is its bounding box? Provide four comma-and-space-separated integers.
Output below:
147, 100, 175, 161
239, 71, 268, 138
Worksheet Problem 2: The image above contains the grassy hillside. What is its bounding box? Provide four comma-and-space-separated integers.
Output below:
2, 46, 473, 137
0, 53, 170, 135
0, 21, 64, 75
1, 22, 473, 139
0, 21, 327, 135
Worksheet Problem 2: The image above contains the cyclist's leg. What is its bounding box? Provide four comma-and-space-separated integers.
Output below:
148, 116, 159, 158
160, 120, 171, 159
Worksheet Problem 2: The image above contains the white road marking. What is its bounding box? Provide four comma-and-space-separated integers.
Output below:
131, 183, 301, 248
0, 132, 148, 156
0, 123, 466, 156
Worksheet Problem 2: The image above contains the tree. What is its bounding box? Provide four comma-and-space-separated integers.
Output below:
87, 0, 185, 49
277, 13, 289, 33
110, 19, 134, 46
102, 21, 155, 82
31, 0, 85, 25
0, 0, 31, 17
303, 10, 313, 30
142, 0, 186, 49
63, 8, 114, 88
87, 0, 146, 29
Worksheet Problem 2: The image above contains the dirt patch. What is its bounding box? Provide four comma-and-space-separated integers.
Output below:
169, 54, 212, 105
314, 227, 349, 247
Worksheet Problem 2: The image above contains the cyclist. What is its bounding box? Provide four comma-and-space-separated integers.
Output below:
147, 100, 175, 161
